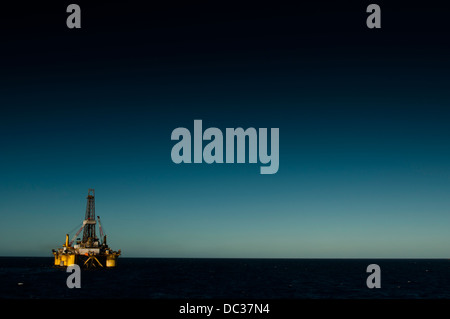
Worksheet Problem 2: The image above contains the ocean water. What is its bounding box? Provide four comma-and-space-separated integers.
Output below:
1, 257, 450, 299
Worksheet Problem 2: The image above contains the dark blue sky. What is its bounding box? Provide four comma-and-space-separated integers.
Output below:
1, 1, 450, 257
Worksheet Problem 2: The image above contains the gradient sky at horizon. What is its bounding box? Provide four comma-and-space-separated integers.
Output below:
1, 1, 450, 257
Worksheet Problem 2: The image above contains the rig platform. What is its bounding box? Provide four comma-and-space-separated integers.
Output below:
52, 189, 121, 268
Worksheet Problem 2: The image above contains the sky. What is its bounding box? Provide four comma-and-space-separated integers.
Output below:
0, 1, 450, 258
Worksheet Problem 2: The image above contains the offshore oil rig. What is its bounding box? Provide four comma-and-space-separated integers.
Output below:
52, 189, 121, 268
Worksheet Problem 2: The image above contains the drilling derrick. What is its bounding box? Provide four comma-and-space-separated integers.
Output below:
82, 189, 97, 245
52, 189, 121, 269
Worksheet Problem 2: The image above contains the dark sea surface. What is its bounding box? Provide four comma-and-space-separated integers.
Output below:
1, 257, 450, 299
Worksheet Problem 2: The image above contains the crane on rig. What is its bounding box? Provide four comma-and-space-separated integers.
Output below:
68, 215, 107, 247
97, 215, 107, 245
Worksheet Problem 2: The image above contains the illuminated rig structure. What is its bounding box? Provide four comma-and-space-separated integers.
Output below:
52, 189, 121, 268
